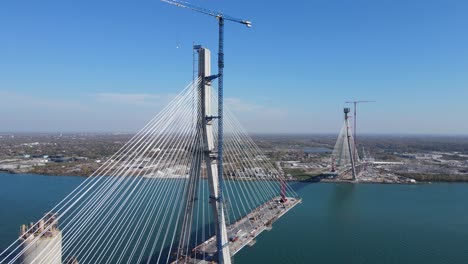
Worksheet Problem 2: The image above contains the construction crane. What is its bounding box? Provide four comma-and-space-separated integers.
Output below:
345, 100, 375, 164
161, 1, 251, 264
161, 0, 252, 27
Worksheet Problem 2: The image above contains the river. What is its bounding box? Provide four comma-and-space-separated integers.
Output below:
1, 173, 467, 264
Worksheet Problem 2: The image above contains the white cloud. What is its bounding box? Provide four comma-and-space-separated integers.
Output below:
225, 97, 286, 117
0, 91, 87, 111
0, 90, 180, 132
224, 97, 290, 133
94, 92, 174, 107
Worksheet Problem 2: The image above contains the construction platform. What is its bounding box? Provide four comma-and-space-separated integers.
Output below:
173, 196, 301, 263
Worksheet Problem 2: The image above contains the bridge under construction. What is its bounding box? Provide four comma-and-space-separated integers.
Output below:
0, 40, 299, 264
176, 196, 300, 263
330, 107, 415, 184
0, 1, 301, 263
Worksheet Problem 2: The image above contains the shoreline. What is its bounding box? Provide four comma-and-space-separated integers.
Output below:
0, 170, 87, 178
2, 171, 468, 184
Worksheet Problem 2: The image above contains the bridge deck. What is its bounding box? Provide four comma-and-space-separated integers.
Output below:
173, 196, 301, 263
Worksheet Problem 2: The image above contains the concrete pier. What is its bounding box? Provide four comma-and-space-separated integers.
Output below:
19, 213, 62, 264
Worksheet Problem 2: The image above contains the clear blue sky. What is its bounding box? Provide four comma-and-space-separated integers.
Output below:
0, 0, 467, 134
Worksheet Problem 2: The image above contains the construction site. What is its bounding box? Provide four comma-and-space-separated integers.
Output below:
4, 0, 468, 263
1, 2, 301, 262
328, 106, 417, 184
174, 196, 300, 263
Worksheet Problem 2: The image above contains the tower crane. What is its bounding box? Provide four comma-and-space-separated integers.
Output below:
161, 1, 251, 264
345, 100, 375, 163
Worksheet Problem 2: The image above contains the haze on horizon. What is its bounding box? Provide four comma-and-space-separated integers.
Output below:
0, 0, 467, 135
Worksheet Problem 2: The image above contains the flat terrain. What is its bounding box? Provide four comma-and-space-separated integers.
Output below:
1, 133, 467, 182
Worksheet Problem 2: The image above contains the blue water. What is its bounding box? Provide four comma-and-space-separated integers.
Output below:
1, 173, 468, 263
303, 147, 332, 154
0, 173, 83, 250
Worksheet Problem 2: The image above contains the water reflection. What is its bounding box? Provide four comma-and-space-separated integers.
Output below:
328, 183, 356, 226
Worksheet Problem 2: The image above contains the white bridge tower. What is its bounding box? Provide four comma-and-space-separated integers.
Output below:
177, 46, 231, 264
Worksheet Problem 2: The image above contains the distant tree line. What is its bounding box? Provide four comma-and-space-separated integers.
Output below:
398, 173, 468, 182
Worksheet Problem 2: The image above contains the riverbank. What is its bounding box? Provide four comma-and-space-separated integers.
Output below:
395, 172, 468, 182
0, 170, 86, 178
291, 172, 468, 184
2, 170, 468, 185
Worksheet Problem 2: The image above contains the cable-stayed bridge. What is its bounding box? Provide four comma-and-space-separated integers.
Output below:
331, 107, 359, 180
331, 108, 367, 180
0, 47, 300, 264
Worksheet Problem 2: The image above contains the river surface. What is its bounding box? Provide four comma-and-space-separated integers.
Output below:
1, 173, 468, 264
